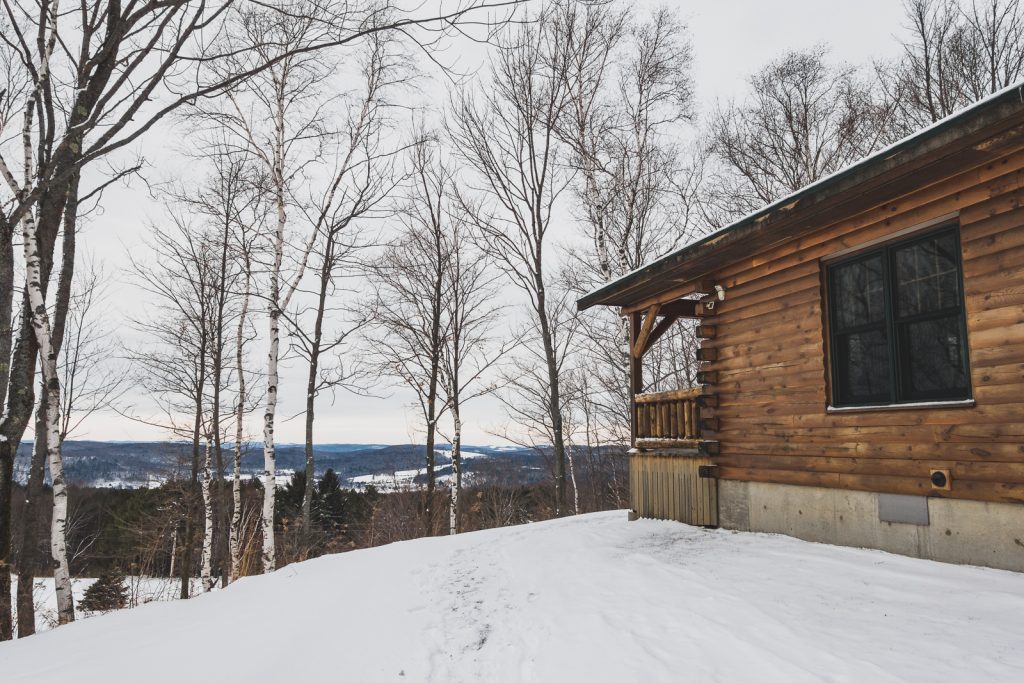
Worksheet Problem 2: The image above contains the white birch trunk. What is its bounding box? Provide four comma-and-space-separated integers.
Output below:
567, 443, 580, 515
260, 303, 280, 573
201, 436, 215, 592
169, 529, 177, 579
255, 72, 319, 575
13, 0, 72, 626
449, 407, 462, 536
261, 162, 286, 574
229, 267, 250, 582
22, 213, 73, 624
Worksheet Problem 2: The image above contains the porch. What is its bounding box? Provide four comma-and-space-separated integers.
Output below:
626, 288, 721, 526
630, 387, 719, 526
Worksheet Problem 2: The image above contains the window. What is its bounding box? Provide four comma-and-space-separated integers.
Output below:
826, 226, 971, 408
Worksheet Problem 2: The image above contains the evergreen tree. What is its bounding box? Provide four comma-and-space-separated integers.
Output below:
79, 569, 128, 613
317, 469, 345, 528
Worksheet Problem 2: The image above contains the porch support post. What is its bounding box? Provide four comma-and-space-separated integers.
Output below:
629, 311, 643, 447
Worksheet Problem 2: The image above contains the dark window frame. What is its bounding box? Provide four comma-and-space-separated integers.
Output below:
825, 224, 972, 408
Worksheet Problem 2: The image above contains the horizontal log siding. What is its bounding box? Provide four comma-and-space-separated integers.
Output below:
701, 145, 1024, 505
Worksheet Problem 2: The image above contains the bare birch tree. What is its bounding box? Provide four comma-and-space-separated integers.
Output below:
362, 136, 454, 535
558, 3, 696, 455
230, 237, 256, 583
707, 46, 892, 220
130, 221, 216, 600
200, 436, 216, 592
448, 2, 578, 515
164, 149, 257, 590
881, 0, 1024, 135
439, 213, 512, 534
287, 31, 404, 540
194, 3, 338, 572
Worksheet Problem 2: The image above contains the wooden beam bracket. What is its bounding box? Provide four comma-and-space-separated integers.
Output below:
631, 303, 661, 358
640, 314, 679, 357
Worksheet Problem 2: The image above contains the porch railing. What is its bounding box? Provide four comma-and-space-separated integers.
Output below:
634, 387, 701, 443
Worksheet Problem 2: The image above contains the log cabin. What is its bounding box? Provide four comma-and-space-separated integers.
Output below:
577, 84, 1024, 572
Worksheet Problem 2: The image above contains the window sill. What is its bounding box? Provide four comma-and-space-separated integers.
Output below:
826, 399, 975, 414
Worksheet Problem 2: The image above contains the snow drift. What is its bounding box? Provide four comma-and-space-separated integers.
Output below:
3, 511, 1024, 682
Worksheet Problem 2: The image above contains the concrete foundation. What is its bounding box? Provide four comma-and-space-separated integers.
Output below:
719, 480, 1024, 572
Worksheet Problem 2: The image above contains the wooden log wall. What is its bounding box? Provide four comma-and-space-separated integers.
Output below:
630, 452, 718, 526
698, 143, 1024, 505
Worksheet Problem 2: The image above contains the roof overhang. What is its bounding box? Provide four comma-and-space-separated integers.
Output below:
578, 83, 1024, 312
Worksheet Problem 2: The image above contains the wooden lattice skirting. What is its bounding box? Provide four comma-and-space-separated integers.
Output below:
630, 451, 718, 527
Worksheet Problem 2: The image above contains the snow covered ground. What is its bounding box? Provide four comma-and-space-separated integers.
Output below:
10, 576, 211, 636
4, 511, 1024, 682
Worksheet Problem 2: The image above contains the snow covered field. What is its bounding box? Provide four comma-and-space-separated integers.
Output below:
346, 449, 492, 491
3, 511, 1024, 682
9, 576, 211, 635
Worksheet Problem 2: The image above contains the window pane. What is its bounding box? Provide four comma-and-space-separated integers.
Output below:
837, 329, 891, 404
899, 315, 969, 400
894, 232, 960, 317
832, 254, 885, 330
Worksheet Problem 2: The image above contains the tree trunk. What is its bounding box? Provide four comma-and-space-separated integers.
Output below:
0, 217, 12, 640
0, 446, 14, 640
567, 443, 579, 515
424, 395, 437, 536
449, 398, 462, 536
302, 242, 332, 539
261, 141, 288, 573
213, 217, 231, 586
302, 350, 318, 538
302, 264, 328, 538
261, 303, 280, 573
23, 210, 74, 625
169, 528, 177, 579
201, 437, 214, 592
424, 244, 444, 536
0, 222, 11, 638
536, 280, 567, 516
17, 176, 77, 635
0, 195, 63, 639
182, 350, 206, 600
230, 264, 251, 582
15, 387, 49, 637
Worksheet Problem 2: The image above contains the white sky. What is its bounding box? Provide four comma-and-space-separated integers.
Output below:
63, 0, 910, 445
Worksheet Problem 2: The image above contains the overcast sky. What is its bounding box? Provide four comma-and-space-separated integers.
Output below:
64, 0, 911, 446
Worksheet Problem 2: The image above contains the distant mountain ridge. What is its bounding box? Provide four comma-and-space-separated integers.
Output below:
13, 440, 545, 489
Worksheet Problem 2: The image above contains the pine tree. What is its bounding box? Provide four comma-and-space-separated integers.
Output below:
79, 570, 128, 613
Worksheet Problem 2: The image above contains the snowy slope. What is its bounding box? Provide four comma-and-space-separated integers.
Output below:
3, 511, 1024, 682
